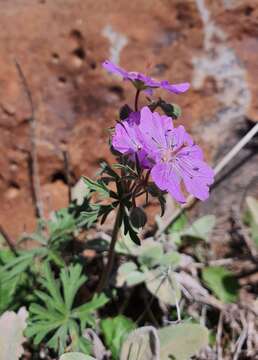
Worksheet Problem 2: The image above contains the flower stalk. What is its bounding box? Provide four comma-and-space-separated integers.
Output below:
134, 89, 140, 111
96, 205, 122, 293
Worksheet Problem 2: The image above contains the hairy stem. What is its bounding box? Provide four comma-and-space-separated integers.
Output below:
96, 206, 122, 293
134, 89, 140, 111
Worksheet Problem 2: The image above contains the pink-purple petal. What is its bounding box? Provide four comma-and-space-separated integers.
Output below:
151, 163, 186, 204
102, 60, 190, 95
160, 81, 190, 94
102, 60, 128, 78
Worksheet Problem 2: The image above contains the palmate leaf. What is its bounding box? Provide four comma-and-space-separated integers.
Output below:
82, 177, 111, 198
48, 208, 77, 244
99, 161, 119, 180
0, 250, 38, 314
26, 263, 108, 355
78, 204, 116, 228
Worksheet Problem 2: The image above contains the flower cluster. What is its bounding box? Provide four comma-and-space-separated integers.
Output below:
112, 106, 214, 203
103, 60, 190, 95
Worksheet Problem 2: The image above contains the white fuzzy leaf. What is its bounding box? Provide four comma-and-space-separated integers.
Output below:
0, 307, 28, 360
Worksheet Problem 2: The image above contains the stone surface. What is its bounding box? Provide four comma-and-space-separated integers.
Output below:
0, 0, 257, 238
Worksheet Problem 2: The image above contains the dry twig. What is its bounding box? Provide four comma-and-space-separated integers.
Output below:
62, 150, 72, 203
15, 60, 44, 219
0, 224, 17, 256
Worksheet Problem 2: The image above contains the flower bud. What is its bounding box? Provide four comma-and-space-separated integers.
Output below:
129, 207, 147, 228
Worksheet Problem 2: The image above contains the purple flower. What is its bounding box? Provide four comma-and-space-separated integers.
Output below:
112, 113, 152, 168
103, 60, 190, 95
112, 106, 214, 203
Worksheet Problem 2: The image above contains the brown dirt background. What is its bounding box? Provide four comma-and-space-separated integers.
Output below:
0, 0, 257, 242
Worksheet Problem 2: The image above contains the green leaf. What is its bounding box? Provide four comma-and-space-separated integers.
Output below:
72, 294, 108, 319
26, 263, 108, 355
183, 215, 216, 242
115, 227, 139, 256
159, 101, 182, 119
202, 266, 239, 303
129, 207, 147, 229
79, 204, 115, 228
158, 323, 209, 360
119, 104, 133, 120
100, 315, 136, 359
48, 208, 77, 244
169, 214, 188, 233
168, 214, 188, 245
60, 264, 86, 310
120, 326, 160, 360
246, 196, 258, 224
138, 240, 164, 268
0, 251, 37, 313
116, 262, 145, 287
245, 196, 258, 247
158, 251, 181, 268
82, 177, 110, 198
60, 353, 96, 360
123, 212, 141, 245
145, 268, 181, 306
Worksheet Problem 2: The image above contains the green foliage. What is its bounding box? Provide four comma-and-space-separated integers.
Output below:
245, 196, 258, 247
82, 176, 112, 199
145, 268, 181, 306
202, 266, 239, 303
169, 214, 216, 245
158, 323, 209, 360
26, 263, 108, 355
79, 203, 116, 228
60, 353, 96, 360
159, 100, 182, 119
100, 315, 136, 359
116, 236, 181, 305
120, 323, 209, 360
183, 215, 216, 242
116, 261, 146, 287
0, 250, 37, 314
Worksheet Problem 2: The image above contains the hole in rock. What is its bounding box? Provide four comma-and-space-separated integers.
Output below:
52, 52, 60, 62
70, 29, 83, 40
9, 180, 20, 190
108, 85, 124, 97
58, 76, 67, 84
50, 171, 67, 184
245, 6, 253, 16
73, 47, 86, 60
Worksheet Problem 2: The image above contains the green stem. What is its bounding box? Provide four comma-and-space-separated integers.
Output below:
134, 89, 140, 111
96, 206, 122, 293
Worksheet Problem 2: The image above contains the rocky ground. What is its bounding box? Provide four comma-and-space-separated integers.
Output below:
0, 0, 257, 241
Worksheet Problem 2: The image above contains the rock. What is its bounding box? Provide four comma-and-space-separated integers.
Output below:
0, 0, 256, 238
